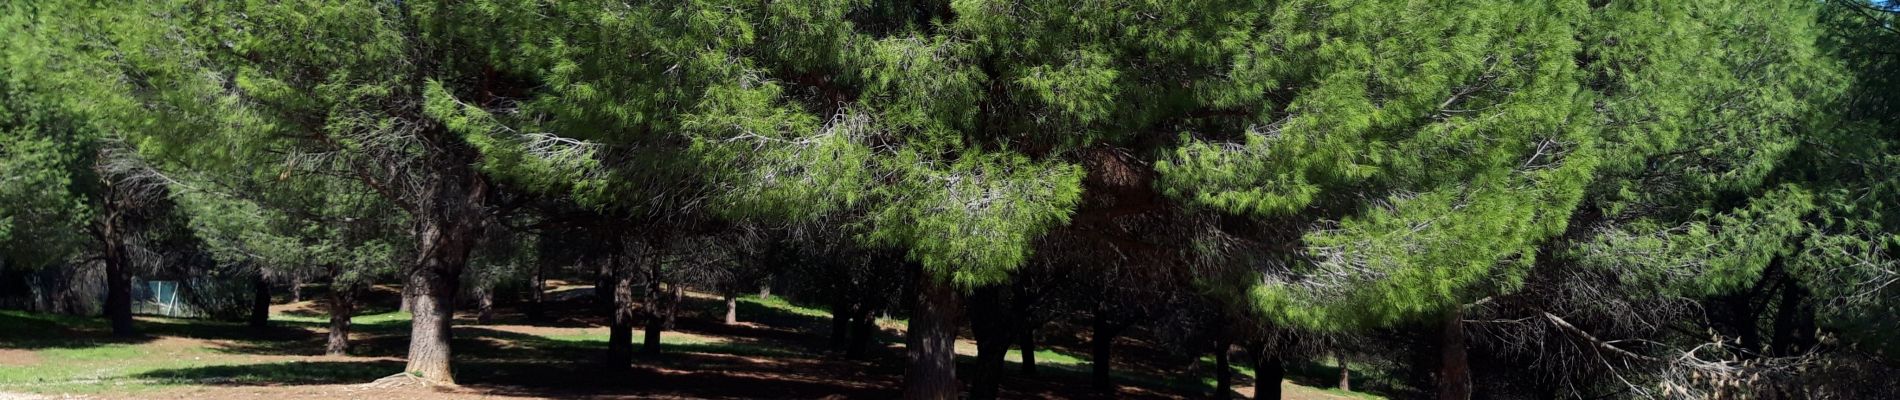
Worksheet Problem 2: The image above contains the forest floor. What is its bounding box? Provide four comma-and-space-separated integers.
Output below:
0, 285, 1389, 399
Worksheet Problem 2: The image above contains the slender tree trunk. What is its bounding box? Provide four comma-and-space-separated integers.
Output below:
723, 292, 739, 325
607, 254, 637, 367
1771, 279, 1816, 357
1020, 323, 1039, 376
1254, 348, 1284, 400
595, 255, 614, 310
848, 303, 878, 359
830, 297, 853, 351
1090, 311, 1126, 393
903, 272, 963, 400
1338, 352, 1351, 392
758, 284, 771, 300
665, 284, 681, 330
474, 286, 495, 325
641, 260, 664, 355
531, 261, 546, 304
1438, 310, 1471, 400
1214, 339, 1233, 399
249, 272, 272, 329
290, 275, 303, 303
327, 283, 355, 356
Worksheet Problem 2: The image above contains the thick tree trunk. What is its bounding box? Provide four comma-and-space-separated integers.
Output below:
968, 287, 1016, 400
903, 272, 963, 400
607, 255, 637, 367
404, 265, 462, 383
723, 292, 739, 325
1438, 311, 1471, 400
402, 191, 483, 384
250, 272, 272, 329
327, 284, 355, 356
1254, 349, 1284, 400
1214, 340, 1233, 399
1337, 353, 1351, 392
1019, 324, 1039, 376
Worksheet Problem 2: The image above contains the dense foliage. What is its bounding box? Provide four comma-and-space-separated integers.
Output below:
2, 0, 1894, 398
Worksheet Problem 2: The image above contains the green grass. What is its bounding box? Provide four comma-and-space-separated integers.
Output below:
272, 311, 412, 326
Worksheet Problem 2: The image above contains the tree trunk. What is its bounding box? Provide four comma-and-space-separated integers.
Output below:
758, 284, 771, 300
99, 207, 135, 338
665, 284, 681, 330
903, 272, 963, 400
402, 186, 483, 385
607, 254, 637, 367
595, 255, 614, 310
1337, 353, 1351, 392
290, 275, 303, 303
723, 292, 739, 325
968, 287, 1016, 400
474, 286, 495, 325
1090, 311, 1126, 393
399, 283, 415, 313
1771, 279, 1816, 357
830, 297, 853, 351
641, 260, 664, 355
249, 272, 272, 329
327, 284, 355, 356
1254, 348, 1284, 400
1020, 323, 1039, 376
848, 303, 878, 359
1214, 339, 1232, 399
1438, 311, 1471, 400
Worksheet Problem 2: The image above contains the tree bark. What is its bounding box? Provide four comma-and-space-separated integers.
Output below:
1771, 279, 1817, 357
848, 303, 878, 359
723, 292, 739, 325
607, 254, 637, 367
402, 174, 484, 385
399, 283, 415, 313
1337, 352, 1351, 392
968, 287, 1016, 400
758, 284, 771, 300
290, 275, 303, 303
903, 272, 963, 400
249, 272, 272, 329
1090, 311, 1127, 393
98, 204, 135, 338
829, 294, 853, 351
1019, 324, 1039, 376
1253, 348, 1284, 400
1214, 339, 1233, 399
641, 260, 665, 355
327, 283, 355, 356
474, 286, 494, 325
1438, 310, 1471, 400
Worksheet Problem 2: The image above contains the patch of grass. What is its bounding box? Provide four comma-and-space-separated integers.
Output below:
737, 296, 831, 319
272, 310, 411, 327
